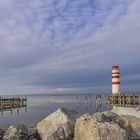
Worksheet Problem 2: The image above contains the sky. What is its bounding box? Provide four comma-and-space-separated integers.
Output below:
0, 0, 140, 95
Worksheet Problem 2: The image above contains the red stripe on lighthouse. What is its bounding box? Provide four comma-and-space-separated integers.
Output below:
112, 82, 120, 84
112, 66, 119, 69
112, 76, 119, 78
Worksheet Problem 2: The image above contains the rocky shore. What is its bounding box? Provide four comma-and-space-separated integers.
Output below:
1, 107, 140, 140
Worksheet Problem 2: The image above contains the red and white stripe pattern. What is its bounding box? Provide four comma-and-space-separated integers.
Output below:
112, 65, 120, 95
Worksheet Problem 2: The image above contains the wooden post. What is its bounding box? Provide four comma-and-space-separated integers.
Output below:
1, 97, 3, 115
139, 97, 140, 106
10, 97, 12, 114
129, 95, 131, 106
89, 94, 91, 107
119, 96, 121, 106
122, 96, 125, 106
85, 96, 88, 110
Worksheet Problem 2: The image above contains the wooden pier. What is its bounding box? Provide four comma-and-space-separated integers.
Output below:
0, 96, 27, 114
105, 94, 140, 106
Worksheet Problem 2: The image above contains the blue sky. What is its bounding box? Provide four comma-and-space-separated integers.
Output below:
0, 0, 139, 95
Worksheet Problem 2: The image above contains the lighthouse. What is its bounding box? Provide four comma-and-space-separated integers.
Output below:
112, 65, 120, 95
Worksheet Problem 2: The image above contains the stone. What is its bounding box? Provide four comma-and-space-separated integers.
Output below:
119, 115, 140, 138
37, 108, 78, 140
111, 106, 140, 138
111, 106, 140, 119
0, 128, 5, 139
29, 131, 41, 140
3, 124, 29, 140
28, 126, 41, 140
74, 112, 129, 140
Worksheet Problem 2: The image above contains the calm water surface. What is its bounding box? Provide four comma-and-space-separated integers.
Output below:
0, 94, 111, 129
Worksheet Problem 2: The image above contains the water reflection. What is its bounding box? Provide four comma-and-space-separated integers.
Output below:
0, 94, 111, 129
75, 94, 112, 114
0, 94, 112, 116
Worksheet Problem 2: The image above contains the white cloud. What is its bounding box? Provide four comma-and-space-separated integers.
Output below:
0, 0, 139, 94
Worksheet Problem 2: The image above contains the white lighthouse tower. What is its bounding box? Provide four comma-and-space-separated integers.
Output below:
112, 65, 120, 96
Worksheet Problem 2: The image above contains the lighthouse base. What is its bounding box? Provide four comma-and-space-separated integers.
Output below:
112, 93, 120, 96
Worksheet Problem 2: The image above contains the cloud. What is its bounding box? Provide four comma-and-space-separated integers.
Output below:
0, 0, 139, 94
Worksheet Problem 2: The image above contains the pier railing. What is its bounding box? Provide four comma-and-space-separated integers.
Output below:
0, 96, 27, 114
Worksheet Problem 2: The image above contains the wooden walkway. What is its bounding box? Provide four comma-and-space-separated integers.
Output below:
105, 95, 140, 106
0, 96, 27, 114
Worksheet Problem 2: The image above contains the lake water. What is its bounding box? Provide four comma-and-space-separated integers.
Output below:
0, 94, 111, 129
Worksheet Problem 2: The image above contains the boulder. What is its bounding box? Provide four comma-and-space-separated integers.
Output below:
37, 108, 78, 140
3, 124, 29, 140
111, 106, 140, 138
74, 112, 129, 140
